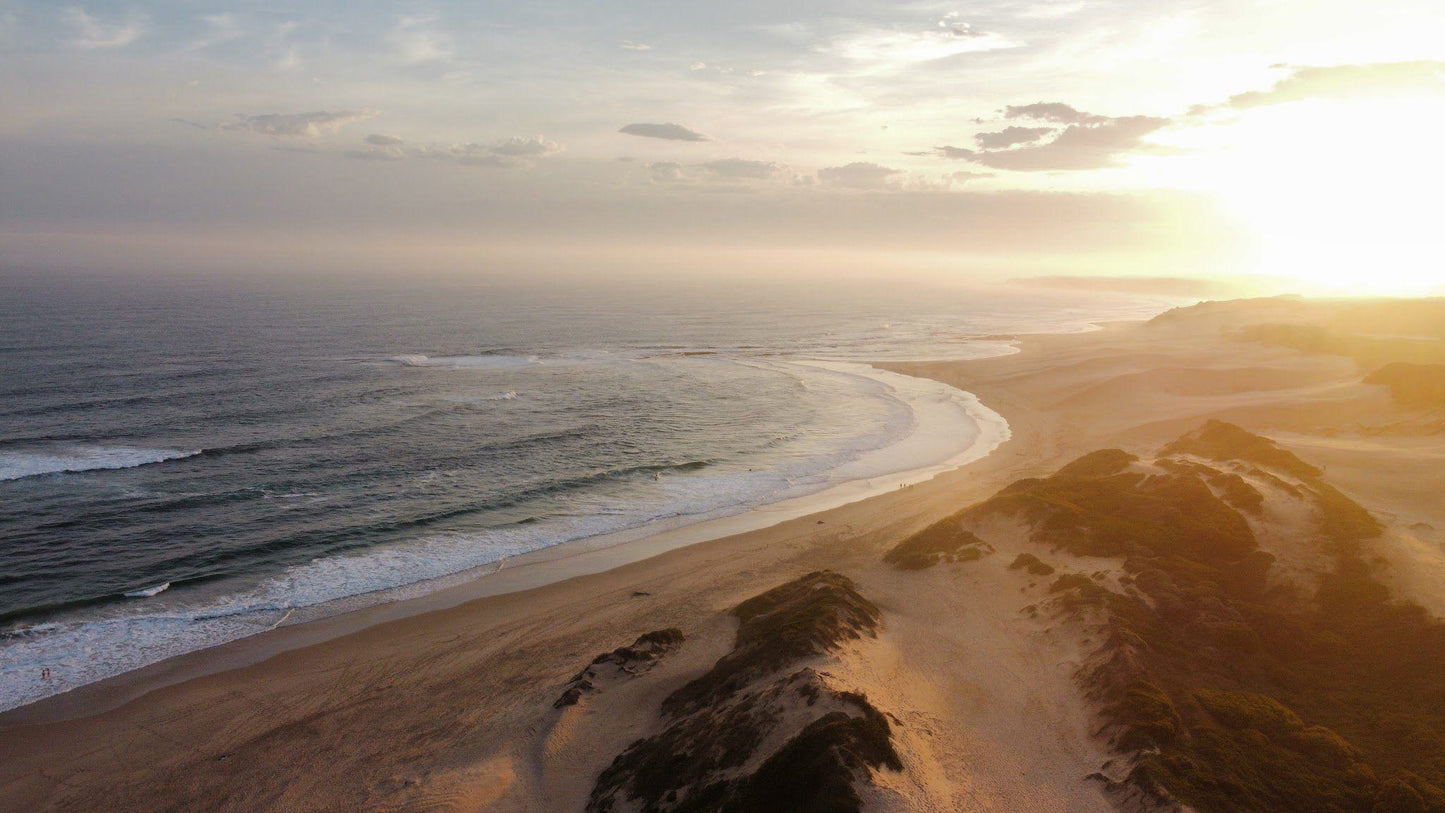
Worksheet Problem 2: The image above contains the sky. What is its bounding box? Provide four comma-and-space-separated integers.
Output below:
1, 1, 1443, 293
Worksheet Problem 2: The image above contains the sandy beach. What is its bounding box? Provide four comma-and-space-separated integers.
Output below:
3, 297, 1442, 812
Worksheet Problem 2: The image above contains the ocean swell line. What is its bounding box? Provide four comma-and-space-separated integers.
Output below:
0, 447, 203, 482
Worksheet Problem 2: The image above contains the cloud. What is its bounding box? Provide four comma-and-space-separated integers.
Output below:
488, 135, 563, 158
345, 146, 405, 162
931, 145, 977, 159
827, 15, 1016, 66
817, 162, 903, 189
689, 62, 707, 71
975, 126, 1054, 149
64, 7, 143, 49
387, 16, 453, 65
925, 105, 1170, 171
701, 158, 782, 180
441, 145, 524, 167
347, 134, 562, 168
1015, 1, 1087, 19
1004, 102, 1106, 124
1220, 60, 1445, 109
185, 12, 242, 52
620, 41, 651, 51
648, 162, 684, 183
947, 171, 992, 185
619, 122, 711, 141
645, 158, 786, 185
221, 111, 371, 138
950, 62, 1440, 172
970, 115, 1170, 171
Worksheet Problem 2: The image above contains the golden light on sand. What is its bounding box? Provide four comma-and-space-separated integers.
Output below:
1202, 98, 1444, 295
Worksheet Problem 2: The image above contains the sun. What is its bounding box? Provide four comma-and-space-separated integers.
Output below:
1168, 97, 1445, 296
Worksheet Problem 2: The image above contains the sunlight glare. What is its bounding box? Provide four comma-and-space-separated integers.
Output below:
1181, 98, 1445, 295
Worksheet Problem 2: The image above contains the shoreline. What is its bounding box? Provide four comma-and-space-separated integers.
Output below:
0, 356, 1014, 725
6, 298, 1442, 811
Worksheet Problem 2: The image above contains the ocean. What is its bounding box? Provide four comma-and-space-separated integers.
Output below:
0, 274, 1181, 710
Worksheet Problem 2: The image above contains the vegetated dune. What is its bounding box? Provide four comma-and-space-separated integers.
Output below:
1365, 363, 1445, 408
1184, 296, 1445, 373
564, 423, 1445, 812
585, 571, 900, 813
1127, 296, 1445, 438
886, 420, 1445, 813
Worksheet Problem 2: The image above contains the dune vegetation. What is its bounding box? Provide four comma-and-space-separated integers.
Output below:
883, 518, 993, 570
961, 421, 1445, 813
587, 571, 901, 813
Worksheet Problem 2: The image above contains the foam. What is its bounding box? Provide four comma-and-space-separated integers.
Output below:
390, 354, 539, 370
443, 391, 519, 403
0, 447, 202, 482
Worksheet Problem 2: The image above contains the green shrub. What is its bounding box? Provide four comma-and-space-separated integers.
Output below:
883, 520, 991, 570
1009, 553, 1055, 576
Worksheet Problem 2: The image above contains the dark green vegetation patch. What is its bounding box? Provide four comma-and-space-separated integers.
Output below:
664, 571, 881, 715
1160, 419, 1321, 479
1054, 448, 1140, 479
883, 517, 994, 570
1009, 552, 1056, 576
967, 442, 1256, 565
720, 695, 902, 813
556, 628, 686, 708
587, 572, 901, 813
978, 422, 1445, 813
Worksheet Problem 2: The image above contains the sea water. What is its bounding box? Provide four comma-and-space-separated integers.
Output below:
0, 274, 1182, 710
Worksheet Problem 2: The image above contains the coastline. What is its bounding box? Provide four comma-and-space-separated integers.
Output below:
0, 356, 1012, 724
9, 305, 1439, 812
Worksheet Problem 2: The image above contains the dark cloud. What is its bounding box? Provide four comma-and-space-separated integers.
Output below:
618, 122, 711, 142
975, 126, 1054, 149
970, 116, 1169, 171
961, 61, 1440, 172
817, 162, 902, 189
1003, 102, 1106, 125
364, 134, 405, 146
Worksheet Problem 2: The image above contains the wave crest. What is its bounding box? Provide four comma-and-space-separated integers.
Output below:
0, 447, 202, 482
